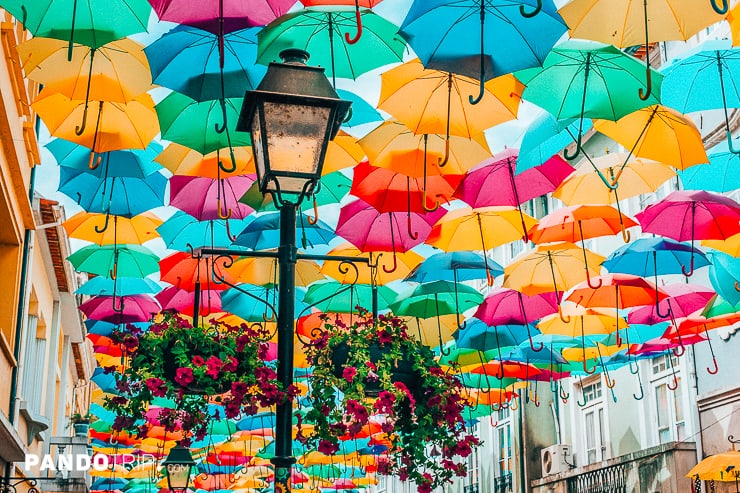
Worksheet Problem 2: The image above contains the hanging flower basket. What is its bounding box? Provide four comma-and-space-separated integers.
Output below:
301, 309, 479, 493
105, 310, 297, 443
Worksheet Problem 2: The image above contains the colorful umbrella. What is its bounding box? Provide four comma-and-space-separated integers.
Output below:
148, 0, 294, 32
517, 113, 592, 171
156, 286, 222, 318
68, 244, 160, 278
155, 143, 254, 178
63, 212, 162, 245
398, 0, 566, 103
156, 211, 254, 251
389, 280, 484, 320
320, 244, 420, 285
169, 175, 255, 220
678, 141, 740, 192
405, 251, 503, 284
233, 212, 336, 250
227, 256, 323, 287
48, 139, 163, 178
529, 204, 638, 245
302, 280, 397, 314
77, 276, 162, 297
159, 251, 236, 291
636, 190, 740, 275
628, 283, 715, 326
79, 294, 161, 323
474, 288, 559, 326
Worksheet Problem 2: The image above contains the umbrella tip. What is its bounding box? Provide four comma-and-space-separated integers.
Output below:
279, 49, 310, 65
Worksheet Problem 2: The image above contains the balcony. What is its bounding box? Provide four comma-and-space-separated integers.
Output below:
530, 442, 697, 493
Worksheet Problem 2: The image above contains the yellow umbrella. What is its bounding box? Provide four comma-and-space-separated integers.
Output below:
320, 243, 422, 285
687, 450, 740, 483
593, 105, 708, 171
63, 211, 162, 245
553, 152, 676, 206
402, 314, 459, 347
155, 143, 255, 178
703, 232, 740, 257
227, 256, 324, 287
538, 307, 622, 336
503, 241, 605, 296
378, 58, 522, 138
322, 130, 366, 174
426, 206, 538, 252
729, 3, 740, 47
33, 90, 159, 152
358, 120, 491, 177
18, 38, 152, 103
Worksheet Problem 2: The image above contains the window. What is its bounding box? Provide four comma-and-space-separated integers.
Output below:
652, 355, 686, 444
579, 380, 607, 464
581, 381, 602, 405
465, 423, 480, 493
21, 312, 47, 414
493, 407, 513, 492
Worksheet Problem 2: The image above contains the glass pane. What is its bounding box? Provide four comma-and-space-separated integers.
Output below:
264, 101, 330, 174
585, 412, 595, 450
674, 378, 684, 422
656, 384, 669, 428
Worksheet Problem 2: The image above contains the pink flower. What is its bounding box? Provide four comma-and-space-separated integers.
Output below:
191, 355, 205, 366
174, 367, 194, 387
318, 439, 339, 455
145, 377, 168, 397
223, 356, 238, 372
377, 329, 392, 344
205, 356, 222, 379
342, 366, 357, 382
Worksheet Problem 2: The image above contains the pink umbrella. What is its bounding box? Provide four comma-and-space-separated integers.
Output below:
636, 190, 740, 276
169, 175, 255, 221
474, 287, 558, 330
627, 283, 715, 326
148, 0, 294, 32
79, 295, 161, 323
156, 286, 223, 317
335, 199, 444, 268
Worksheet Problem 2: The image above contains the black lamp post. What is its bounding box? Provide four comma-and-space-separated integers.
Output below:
162, 443, 196, 493
235, 49, 351, 493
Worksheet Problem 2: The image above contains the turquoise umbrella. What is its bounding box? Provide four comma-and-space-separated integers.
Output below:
67, 244, 160, 278
221, 284, 307, 322
678, 141, 740, 192
48, 139, 163, 178
517, 40, 662, 160
707, 251, 740, 306
76, 276, 162, 297
390, 280, 483, 319
517, 113, 593, 171
157, 210, 254, 251
302, 280, 398, 315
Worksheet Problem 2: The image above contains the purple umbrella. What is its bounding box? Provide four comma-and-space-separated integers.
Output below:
169, 174, 255, 221
149, 0, 294, 32
79, 294, 160, 323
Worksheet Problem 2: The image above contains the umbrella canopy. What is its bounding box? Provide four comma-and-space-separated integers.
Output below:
79, 294, 161, 323
602, 237, 710, 277
302, 280, 397, 314
405, 251, 503, 284
169, 175, 255, 220
159, 252, 236, 291
474, 288, 559, 326
229, 256, 323, 287
63, 212, 162, 245
389, 280, 484, 319
233, 212, 336, 250
517, 113, 593, 171
320, 244, 420, 285
155, 143, 254, 178
148, 0, 294, 31
68, 244, 160, 278
48, 139, 163, 178
530, 204, 638, 244
77, 276, 162, 297
566, 273, 668, 311
156, 211, 254, 251
686, 450, 740, 482
678, 141, 740, 193
628, 283, 715, 325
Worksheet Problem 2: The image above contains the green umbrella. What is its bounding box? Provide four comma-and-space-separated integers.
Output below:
155, 92, 251, 157
1, 0, 151, 60
67, 244, 159, 278
389, 280, 483, 319
257, 8, 407, 85
302, 280, 398, 315
240, 170, 352, 213
517, 39, 662, 160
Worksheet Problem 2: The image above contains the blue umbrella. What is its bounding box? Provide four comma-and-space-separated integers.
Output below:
92, 478, 128, 490
707, 250, 740, 306
601, 237, 710, 277
145, 25, 265, 102
76, 276, 162, 297
85, 319, 150, 337
517, 113, 593, 171
221, 284, 307, 322
678, 141, 740, 192
157, 210, 253, 251
91, 367, 118, 393
337, 89, 382, 129
233, 212, 336, 250
47, 139, 162, 178
453, 318, 534, 352
399, 0, 567, 103
58, 167, 167, 217
661, 39, 740, 153
404, 251, 503, 283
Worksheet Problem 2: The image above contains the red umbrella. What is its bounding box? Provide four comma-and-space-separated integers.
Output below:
636, 190, 740, 275
159, 251, 235, 291
169, 175, 255, 220
79, 294, 161, 323
335, 199, 444, 254
156, 285, 223, 317
350, 160, 462, 213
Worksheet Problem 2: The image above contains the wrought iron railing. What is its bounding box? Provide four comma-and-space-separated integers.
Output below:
566, 463, 627, 493
493, 473, 513, 493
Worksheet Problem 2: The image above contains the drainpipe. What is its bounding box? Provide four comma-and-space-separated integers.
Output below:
8, 138, 38, 423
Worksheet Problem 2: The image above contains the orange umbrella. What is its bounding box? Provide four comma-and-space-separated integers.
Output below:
63, 211, 162, 245
322, 130, 366, 174
159, 252, 235, 291
155, 143, 255, 178
529, 204, 638, 244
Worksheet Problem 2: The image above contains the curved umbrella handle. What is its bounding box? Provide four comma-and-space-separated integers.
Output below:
726, 130, 740, 154
437, 137, 450, 168
218, 148, 238, 173
215, 99, 228, 134
604, 372, 616, 388
112, 293, 124, 313
710, 0, 729, 14
582, 359, 597, 374
224, 219, 238, 242
88, 151, 103, 170
469, 77, 485, 105
520, 0, 542, 17
558, 305, 571, 323
407, 212, 418, 240
735, 281, 740, 292
585, 269, 602, 289
672, 343, 686, 357
620, 225, 631, 243
639, 64, 653, 101
94, 212, 111, 233
559, 384, 569, 403
667, 371, 679, 390
563, 133, 582, 160
655, 296, 671, 319
109, 263, 117, 281
633, 381, 644, 400
681, 250, 695, 277
707, 357, 719, 375
509, 397, 519, 411
74, 102, 90, 136
217, 198, 233, 220
576, 393, 587, 407
344, 0, 363, 44
422, 188, 442, 213
307, 198, 320, 225
382, 251, 398, 274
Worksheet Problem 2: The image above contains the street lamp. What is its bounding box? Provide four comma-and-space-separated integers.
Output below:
236, 49, 352, 493
161, 443, 196, 493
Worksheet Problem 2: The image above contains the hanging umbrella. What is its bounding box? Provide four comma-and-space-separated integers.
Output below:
155, 143, 255, 178
678, 141, 740, 193
707, 251, 740, 306
228, 256, 324, 287
529, 204, 638, 245
566, 273, 668, 313
169, 175, 255, 220
558, 0, 723, 99
636, 190, 740, 275
79, 294, 161, 323
156, 286, 223, 318
517, 112, 593, 171
602, 237, 710, 277
628, 284, 715, 326
350, 161, 463, 214
159, 251, 236, 291
686, 450, 740, 485
68, 244, 160, 278
33, 90, 159, 152
704, 231, 740, 257
377, 58, 523, 139
302, 280, 397, 314
58, 168, 167, 217
405, 251, 503, 284
503, 241, 605, 297
319, 130, 367, 175
389, 280, 484, 320
661, 39, 740, 153
48, 139, 163, 178
320, 244, 421, 285
63, 212, 162, 245
517, 40, 662, 159
156, 211, 254, 251
335, 199, 445, 253
593, 105, 708, 171
76, 276, 162, 297
240, 170, 351, 214
398, 0, 567, 104
336, 89, 382, 129
474, 288, 559, 326
1, 0, 151, 60
232, 211, 336, 250
148, 0, 293, 32
257, 7, 407, 83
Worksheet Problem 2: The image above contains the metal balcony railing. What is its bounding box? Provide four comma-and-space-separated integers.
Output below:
566, 463, 627, 493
